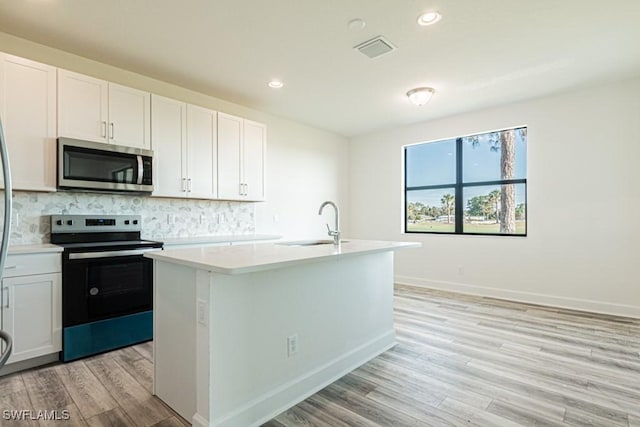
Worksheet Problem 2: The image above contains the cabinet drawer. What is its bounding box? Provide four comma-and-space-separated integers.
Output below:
4, 253, 61, 277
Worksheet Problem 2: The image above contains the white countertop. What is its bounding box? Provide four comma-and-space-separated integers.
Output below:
4, 235, 280, 255
161, 234, 281, 246
145, 239, 420, 275
8, 243, 63, 255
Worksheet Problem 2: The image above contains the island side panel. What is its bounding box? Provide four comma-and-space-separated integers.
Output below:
153, 260, 197, 421
207, 251, 395, 427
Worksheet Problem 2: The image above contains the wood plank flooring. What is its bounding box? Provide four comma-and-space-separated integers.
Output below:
1, 285, 639, 426
0, 342, 187, 427
267, 285, 640, 426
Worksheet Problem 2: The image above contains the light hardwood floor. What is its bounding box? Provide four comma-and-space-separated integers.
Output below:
2, 285, 639, 426
266, 285, 640, 427
0, 341, 187, 427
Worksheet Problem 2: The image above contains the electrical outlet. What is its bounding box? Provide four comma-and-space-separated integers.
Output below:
199, 214, 205, 225
197, 299, 208, 325
287, 334, 299, 357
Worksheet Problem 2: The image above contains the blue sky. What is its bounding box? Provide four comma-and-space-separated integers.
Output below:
405, 129, 527, 208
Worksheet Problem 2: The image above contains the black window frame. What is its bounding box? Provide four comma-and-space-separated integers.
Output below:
404, 128, 527, 237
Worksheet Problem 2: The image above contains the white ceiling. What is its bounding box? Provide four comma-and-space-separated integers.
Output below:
1, 1, 639, 137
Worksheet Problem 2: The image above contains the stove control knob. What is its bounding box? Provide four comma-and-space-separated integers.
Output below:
89, 287, 99, 296
66, 220, 73, 226
124, 220, 130, 225
133, 220, 139, 225
56, 220, 63, 226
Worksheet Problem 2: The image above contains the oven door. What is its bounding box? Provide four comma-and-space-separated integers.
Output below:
63, 251, 154, 327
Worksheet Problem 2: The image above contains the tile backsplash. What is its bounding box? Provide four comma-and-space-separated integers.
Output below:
3, 191, 255, 244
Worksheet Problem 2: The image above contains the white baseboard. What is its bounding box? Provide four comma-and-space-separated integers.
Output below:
211, 330, 396, 427
191, 414, 208, 427
395, 275, 640, 319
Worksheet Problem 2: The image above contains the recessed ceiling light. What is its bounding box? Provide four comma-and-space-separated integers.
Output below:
268, 80, 284, 89
406, 87, 435, 106
348, 18, 366, 31
417, 11, 442, 26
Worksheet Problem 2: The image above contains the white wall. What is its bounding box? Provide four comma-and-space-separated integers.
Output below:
0, 32, 349, 241
349, 77, 640, 317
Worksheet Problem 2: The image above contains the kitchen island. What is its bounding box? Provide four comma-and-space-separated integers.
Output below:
145, 239, 420, 427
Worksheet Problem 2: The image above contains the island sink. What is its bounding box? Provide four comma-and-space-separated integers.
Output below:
276, 239, 350, 246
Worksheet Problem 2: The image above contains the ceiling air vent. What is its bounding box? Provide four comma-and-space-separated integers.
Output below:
354, 36, 397, 59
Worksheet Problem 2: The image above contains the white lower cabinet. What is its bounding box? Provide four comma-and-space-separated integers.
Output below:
1, 253, 62, 366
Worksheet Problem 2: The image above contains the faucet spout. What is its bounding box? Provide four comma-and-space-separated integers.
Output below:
318, 201, 340, 246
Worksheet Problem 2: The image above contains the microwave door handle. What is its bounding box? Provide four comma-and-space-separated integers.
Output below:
136, 155, 144, 185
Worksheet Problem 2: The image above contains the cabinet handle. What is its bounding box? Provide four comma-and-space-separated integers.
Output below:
101, 121, 107, 138
109, 123, 114, 139
182, 178, 187, 192
2, 287, 8, 309
187, 178, 192, 192
244, 183, 249, 196
239, 183, 243, 196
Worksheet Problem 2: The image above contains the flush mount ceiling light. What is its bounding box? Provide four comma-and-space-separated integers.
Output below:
417, 11, 442, 26
268, 79, 284, 89
406, 87, 435, 106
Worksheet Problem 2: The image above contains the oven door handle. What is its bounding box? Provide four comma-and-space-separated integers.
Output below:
68, 248, 162, 260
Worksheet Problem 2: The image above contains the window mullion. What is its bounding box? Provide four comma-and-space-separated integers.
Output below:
455, 138, 463, 234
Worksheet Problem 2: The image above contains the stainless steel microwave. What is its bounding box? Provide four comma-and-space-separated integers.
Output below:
58, 138, 153, 193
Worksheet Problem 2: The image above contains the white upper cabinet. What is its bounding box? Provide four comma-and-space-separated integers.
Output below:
151, 96, 218, 199
108, 83, 151, 149
58, 69, 151, 149
217, 112, 265, 201
58, 69, 108, 143
217, 113, 242, 200
0, 53, 57, 191
151, 95, 187, 198
242, 120, 266, 201
186, 104, 217, 199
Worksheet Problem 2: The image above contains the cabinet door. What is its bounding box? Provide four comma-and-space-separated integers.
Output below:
58, 69, 108, 143
151, 95, 187, 198
186, 105, 217, 199
243, 120, 266, 201
217, 112, 243, 199
1, 273, 61, 364
108, 83, 151, 149
0, 54, 57, 191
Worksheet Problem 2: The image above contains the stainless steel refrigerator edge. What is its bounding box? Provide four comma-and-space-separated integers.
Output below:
0, 116, 13, 369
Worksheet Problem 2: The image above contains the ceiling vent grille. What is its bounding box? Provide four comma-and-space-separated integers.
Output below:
354, 36, 397, 59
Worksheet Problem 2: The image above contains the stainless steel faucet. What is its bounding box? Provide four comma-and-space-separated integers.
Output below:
318, 201, 341, 246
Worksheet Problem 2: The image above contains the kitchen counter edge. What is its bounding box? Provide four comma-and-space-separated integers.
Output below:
145, 239, 421, 275
161, 234, 281, 247
8, 244, 64, 255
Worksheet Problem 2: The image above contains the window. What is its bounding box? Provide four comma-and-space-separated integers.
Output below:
404, 127, 527, 236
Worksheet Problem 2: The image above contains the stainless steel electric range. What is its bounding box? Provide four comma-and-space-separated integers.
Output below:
50, 214, 163, 362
